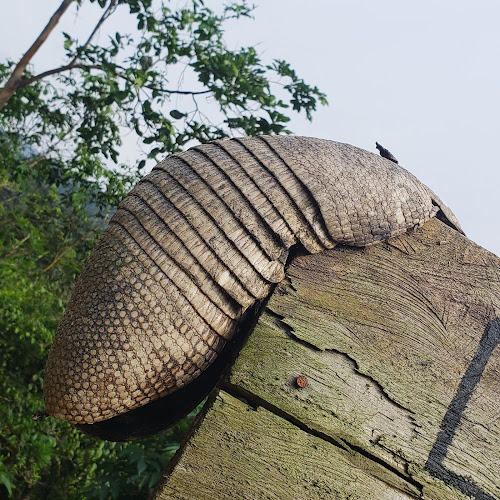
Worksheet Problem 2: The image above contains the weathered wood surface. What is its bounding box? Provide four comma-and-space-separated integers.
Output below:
154, 219, 500, 500
155, 391, 419, 500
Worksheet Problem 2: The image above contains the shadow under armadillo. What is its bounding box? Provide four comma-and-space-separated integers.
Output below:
75, 349, 227, 441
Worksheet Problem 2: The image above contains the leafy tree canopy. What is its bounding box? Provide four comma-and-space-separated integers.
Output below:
0, 0, 327, 498
1, 0, 326, 206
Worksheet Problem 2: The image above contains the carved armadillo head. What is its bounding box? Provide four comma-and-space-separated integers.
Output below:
43, 136, 462, 439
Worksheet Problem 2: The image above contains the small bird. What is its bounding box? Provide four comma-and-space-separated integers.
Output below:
376, 142, 398, 164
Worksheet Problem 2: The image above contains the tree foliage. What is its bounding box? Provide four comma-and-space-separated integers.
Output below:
0, 0, 326, 498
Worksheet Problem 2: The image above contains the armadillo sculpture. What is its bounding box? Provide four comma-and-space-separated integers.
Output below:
44, 136, 462, 435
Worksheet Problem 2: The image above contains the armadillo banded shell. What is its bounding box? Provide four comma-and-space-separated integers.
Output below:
43, 136, 462, 424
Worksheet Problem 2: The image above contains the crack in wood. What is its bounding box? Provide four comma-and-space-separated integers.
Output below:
265, 305, 419, 420
219, 380, 424, 498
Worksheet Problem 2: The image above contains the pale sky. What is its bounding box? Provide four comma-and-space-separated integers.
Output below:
1, 0, 499, 256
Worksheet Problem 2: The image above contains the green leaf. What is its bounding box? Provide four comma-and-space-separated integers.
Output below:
169, 109, 185, 120
0, 469, 15, 495
62, 32, 73, 50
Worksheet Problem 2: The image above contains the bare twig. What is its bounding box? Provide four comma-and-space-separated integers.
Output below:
69, 0, 119, 66
15, 62, 212, 98
0, 0, 75, 109
114, 64, 212, 95
143, 84, 211, 95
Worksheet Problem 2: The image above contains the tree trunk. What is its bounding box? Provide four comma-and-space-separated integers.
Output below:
153, 218, 500, 499
0, 0, 73, 109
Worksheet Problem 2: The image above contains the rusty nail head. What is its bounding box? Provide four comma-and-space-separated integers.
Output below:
295, 375, 308, 388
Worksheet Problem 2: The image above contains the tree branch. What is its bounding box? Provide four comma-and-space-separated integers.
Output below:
142, 85, 211, 95
0, 0, 75, 110
0, 234, 31, 261
112, 64, 212, 95
15, 63, 104, 89
15, 62, 212, 97
1, 0, 211, 102
69, 0, 119, 66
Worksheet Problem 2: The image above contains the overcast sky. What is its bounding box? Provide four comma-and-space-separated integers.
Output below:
1, 0, 498, 256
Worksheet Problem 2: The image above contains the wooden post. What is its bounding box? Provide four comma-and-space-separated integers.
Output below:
152, 219, 500, 500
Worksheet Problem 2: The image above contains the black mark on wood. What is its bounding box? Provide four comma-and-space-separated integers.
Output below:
425, 318, 500, 500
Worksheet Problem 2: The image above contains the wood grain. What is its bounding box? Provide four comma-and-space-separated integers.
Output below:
155, 391, 420, 500
155, 219, 500, 499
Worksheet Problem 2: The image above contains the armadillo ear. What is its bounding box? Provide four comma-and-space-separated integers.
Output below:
431, 196, 465, 235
